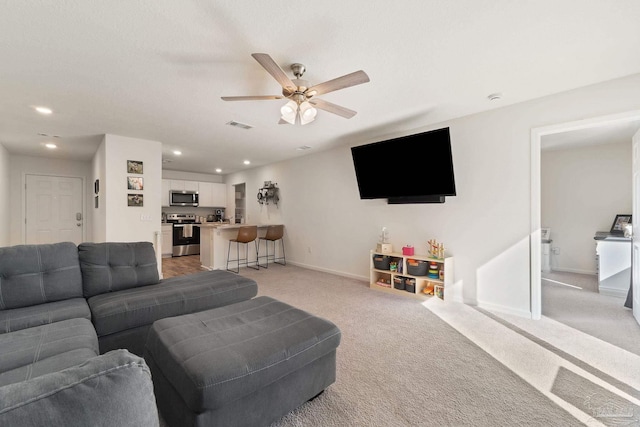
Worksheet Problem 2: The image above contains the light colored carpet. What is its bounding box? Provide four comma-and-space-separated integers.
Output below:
542, 270, 640, 355
239, 265, 582, 427
155, 264, 640, 426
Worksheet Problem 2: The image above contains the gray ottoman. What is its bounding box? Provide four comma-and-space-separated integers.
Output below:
144, 296, 341, 427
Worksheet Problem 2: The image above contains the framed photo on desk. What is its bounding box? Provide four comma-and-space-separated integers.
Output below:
610, 214, 632, 234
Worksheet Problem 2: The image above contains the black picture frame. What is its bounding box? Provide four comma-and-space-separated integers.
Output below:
610, 214, 632, 234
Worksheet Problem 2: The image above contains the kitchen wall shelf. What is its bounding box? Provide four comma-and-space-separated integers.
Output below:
369, 250, 453, 300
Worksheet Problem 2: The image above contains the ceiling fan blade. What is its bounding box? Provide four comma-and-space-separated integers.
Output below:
221, 95, 284, 101
306, 70, 370, 97
251, 53, 296, 93
309, 98, 357, 119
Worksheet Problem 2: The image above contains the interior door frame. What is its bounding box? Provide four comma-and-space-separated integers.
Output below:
22, 173, 86, 244
530, 110, 640, 320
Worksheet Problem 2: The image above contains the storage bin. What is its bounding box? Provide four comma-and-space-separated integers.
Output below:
393, 276, 405, 290
373, 255, 391, 270
406, 259, 428, 276
404, 278, 416, 293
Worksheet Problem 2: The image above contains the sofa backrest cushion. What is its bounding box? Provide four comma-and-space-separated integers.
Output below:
79, 242, 160, 298
0, 242, 83, 310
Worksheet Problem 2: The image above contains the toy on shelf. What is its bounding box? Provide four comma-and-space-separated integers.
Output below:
422, 281, 435, 295
376, 227, 393, 254
428, 239, 445, 259
428, 262, 439, 279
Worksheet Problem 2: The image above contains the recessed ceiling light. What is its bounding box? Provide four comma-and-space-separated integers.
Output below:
45, 143, 57, 149
215, 168, 222, 173
487, 93, 502, 101
243, 160, 250, 165
173, 150, 182, 155
35, 106, 53, 115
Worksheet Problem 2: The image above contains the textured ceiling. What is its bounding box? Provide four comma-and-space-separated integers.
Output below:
1, 1, 640, 174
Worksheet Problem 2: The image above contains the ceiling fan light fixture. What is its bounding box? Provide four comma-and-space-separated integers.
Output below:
280, 100, 298, 124
299, 101, 317, 125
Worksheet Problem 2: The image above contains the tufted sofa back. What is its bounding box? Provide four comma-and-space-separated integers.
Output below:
78, 242, 160, 298
0, 242, 83, 310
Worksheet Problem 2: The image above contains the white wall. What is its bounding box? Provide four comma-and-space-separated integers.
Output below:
542, 142, 631, 274
0, 143, 10, 246
225, 72, 640, 317
93, 134, 162, 244
8, 154, 93, 246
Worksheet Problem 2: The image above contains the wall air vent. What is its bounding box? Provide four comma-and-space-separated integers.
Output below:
226, 120, 253, 130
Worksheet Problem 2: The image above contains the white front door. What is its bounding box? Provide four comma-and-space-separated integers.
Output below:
25, 175, 84, 245
632, 129, 640, 325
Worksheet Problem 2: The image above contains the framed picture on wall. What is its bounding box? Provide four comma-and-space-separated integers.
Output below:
610, 214, 632, 235
127, 176, 144, 190
127, 194, 143, 207
127, 160, 143, 174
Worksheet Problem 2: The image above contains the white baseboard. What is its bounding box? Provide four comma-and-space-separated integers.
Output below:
549, 267, 596, 276
476, 300, 532, 319
286, 260, 369, 282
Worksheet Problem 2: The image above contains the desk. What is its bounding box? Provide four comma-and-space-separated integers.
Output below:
200, 224, 281, 270
594, 232, 631, 297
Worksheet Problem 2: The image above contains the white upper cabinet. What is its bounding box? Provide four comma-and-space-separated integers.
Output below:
170, 180, 199, 192
198, 181, 227, 207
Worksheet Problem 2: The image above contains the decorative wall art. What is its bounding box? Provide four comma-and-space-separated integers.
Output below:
127, 176, 144, 190
127, 194, 143, 207
127, 160, 143, 174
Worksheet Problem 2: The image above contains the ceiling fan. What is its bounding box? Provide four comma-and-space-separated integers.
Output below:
221, 53, 370, 125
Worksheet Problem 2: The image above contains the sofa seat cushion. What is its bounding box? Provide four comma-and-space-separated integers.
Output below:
79, 242, 160, 298
0, 298, 91, 334
0, 318, 99, 387
0, 349, 159, 427
144, 296, 342, 412
0, 242, 83, 309
88, 270, 258, 337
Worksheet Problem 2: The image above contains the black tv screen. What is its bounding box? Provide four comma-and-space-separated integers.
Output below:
350, 127, 456, 203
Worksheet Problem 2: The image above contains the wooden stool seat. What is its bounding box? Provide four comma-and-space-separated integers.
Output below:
258, 225, 285, 268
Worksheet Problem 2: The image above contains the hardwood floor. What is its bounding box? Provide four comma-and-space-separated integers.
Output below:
162, 255, 206, 278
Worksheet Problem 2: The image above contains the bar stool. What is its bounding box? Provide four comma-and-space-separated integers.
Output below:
226, 226, 259, 273
258, 225, 285, 268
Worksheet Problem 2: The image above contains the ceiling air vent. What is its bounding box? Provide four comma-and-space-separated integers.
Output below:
226, 120, 253, 130
296, 145, 312, 151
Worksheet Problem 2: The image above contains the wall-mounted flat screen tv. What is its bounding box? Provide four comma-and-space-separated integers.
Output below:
350, 127, 456, 203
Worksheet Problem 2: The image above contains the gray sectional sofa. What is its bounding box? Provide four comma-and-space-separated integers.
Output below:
0, 241, 259, 426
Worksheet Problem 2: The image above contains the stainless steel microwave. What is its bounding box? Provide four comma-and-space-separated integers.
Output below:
170, 190, 199, 206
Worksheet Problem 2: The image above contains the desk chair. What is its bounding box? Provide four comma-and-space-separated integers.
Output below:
226, 226, 259, 273
258, 225, 285, 268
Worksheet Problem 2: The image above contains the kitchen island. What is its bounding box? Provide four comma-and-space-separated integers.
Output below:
200, 223, 282, 270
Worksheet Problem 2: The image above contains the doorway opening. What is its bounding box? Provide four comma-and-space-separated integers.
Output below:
530, 110, 640, 319
233, 183, 246, 224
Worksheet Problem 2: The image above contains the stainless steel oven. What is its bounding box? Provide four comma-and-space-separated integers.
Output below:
166, 213, 200, 256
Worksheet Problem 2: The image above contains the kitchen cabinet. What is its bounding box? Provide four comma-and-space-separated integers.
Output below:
198, 182, 227, 208
161, 224, 173, 258
169, 180, 198, 192
161, 179, 170, 207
